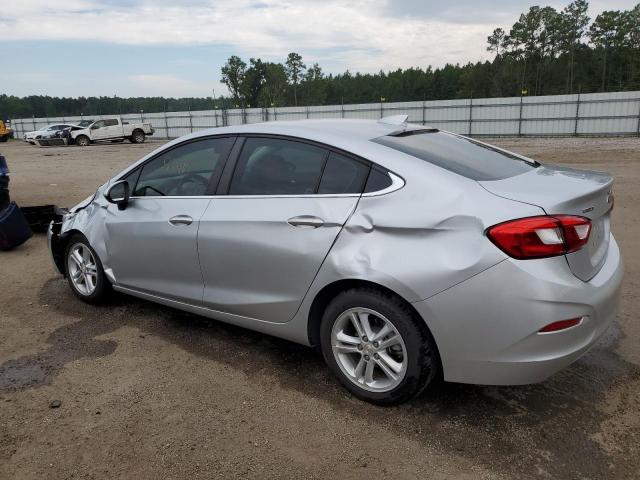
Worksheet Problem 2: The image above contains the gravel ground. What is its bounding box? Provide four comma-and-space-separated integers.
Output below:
1, 136, 639, 479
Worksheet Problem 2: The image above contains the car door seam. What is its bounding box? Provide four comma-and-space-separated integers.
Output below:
287, 194, 364, 321
196, 198, 214, 303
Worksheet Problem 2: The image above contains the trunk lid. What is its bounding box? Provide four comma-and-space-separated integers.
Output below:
480, 165, 613, 281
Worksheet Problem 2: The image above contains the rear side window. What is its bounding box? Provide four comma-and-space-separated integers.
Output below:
373, 131, 537, 181
364, 167, 392, 192
230, 138, 328, 195
318, 153, 369, 194
104, 119, 119, 126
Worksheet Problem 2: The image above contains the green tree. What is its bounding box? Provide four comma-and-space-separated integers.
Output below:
560, 0, 590, 92
487, 28, 507, 56
285, 52, 306, 106
260, 62, 288, 107
221, 55, 247, 105
242, 58, 268, 107
590, 10, 625, 90
300, 63, 327, 105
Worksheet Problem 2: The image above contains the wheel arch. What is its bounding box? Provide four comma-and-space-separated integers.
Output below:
307, 279, 441, 362
52, 228, 85, 276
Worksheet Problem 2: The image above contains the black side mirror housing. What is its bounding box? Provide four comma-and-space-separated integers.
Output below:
104, 180, 130, 210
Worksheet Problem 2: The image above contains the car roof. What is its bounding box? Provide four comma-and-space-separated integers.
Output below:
185, 119, 422, 147
115, 119, 471, 188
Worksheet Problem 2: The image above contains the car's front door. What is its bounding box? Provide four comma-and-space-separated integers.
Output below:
90, 120, 110, 140
101, 119, 121, 138
104, 136, 235, 303
198, 136, 371, 323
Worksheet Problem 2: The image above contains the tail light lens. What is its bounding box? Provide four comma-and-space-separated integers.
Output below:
487, 215, 591, 259
539, 317, 583, 333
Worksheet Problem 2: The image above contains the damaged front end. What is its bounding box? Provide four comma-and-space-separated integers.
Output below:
47, 218, 65, 274
47, 190, 100, 275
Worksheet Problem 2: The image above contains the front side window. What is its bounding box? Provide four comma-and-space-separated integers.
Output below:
229, 138, 328, 195
92, 121, 105, 129
133, 137, 234, 197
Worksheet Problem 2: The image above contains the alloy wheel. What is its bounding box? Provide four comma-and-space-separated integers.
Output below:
67, 243, 98, 296
331, 307, 408, 392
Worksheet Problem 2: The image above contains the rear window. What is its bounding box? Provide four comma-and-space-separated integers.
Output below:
373, 131, 538, 181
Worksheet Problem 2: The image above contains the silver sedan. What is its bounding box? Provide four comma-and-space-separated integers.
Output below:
48, 117, 623, 405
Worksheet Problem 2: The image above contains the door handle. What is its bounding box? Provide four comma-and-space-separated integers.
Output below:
169, 215, 193, 226
287, 215, 324, 228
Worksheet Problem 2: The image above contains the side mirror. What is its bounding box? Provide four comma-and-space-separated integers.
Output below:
104, 180, 130, 210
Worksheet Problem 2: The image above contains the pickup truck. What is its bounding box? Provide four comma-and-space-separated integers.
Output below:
71, 117, 154, 146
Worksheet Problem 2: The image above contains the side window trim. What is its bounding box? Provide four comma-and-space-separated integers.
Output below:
362, 171, 405, 197
117, 133, 402, 198
121, 135, 237, 198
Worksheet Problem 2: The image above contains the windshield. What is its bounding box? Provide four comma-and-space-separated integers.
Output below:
373, 131, 538, 181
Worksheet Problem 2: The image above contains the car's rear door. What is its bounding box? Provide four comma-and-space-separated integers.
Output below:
198, 136, 371, 323
104, 136, 235, 303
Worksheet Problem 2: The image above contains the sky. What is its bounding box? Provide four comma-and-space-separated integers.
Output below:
0, 0, 636, 98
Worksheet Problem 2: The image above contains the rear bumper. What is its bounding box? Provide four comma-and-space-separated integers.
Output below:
413, 234, 624, 385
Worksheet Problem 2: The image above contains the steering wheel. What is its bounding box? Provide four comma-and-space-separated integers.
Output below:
177, 173, 210, 196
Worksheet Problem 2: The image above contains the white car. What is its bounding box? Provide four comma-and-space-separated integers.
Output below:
24, 124, 78, 144
48, 117, 622, 405
71, 117, 154, 146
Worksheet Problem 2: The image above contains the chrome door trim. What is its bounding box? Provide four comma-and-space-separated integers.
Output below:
129, 193, 361, 200
361, 172, 405, 197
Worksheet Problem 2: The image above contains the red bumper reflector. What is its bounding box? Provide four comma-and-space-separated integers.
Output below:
539, 317, 583, 333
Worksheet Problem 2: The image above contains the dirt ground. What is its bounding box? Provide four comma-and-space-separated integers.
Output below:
1, 136, 639, 480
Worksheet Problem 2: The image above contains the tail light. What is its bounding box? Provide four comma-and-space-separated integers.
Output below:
539, 317, 583, 333
487, 215, 591, 260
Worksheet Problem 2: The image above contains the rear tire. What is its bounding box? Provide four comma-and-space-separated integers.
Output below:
320, 288, 440, 405
75, 135, 90, 147
64, 235, 110, 304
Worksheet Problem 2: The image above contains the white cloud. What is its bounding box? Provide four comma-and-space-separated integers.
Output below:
3, 0, 637, 97
5, 0, 494, 73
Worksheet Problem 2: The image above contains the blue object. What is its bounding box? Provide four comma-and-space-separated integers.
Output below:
0, 154, 8, 176
0, 202, 32, 250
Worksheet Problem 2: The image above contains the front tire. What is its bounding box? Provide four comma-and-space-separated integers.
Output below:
65, 235, 109, 304
75, 135, 90, 147
320, 288, 440, 405
0, 135, 7, 143
130, 130, 145, 143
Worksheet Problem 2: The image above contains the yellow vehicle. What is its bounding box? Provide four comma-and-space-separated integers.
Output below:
0, 120, 13, 142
